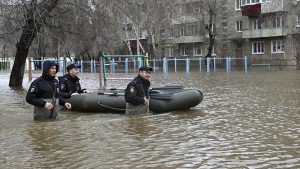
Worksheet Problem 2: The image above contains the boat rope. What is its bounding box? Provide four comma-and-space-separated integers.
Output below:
97, 102, 126, 111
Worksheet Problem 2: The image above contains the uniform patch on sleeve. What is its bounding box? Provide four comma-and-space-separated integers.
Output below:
30, 86, 36, 92
61, 84, 65, 90
130, 86, 135, 93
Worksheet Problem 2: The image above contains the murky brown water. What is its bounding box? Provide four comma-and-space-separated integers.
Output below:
1, 68, 300, 168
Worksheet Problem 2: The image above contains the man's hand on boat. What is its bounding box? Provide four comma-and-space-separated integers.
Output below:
71, 92, 79, 96
144, 97, 148, 104
64, 102, 72, 109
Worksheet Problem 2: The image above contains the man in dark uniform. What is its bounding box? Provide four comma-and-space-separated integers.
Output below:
125, 65, 153, 115
58, 63, 89, 99
26, 61, 72, 121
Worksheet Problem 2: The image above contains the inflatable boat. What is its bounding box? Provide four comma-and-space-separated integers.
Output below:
66, 86, 203, 113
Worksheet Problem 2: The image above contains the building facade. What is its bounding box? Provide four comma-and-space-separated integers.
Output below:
158, 0, 300, 66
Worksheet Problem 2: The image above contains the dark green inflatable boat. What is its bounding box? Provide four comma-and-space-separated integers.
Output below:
66, 86, 203, 113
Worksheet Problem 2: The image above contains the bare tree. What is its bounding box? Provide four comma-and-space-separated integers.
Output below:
6, 0, 60, 86
189, 0, 223, 58
3, 0, 108, 86
143, 0, 172, 59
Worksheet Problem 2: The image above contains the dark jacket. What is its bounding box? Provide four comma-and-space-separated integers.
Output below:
26, 61, 66, 107
125, 75, 150, 105
58, 74, 85, 99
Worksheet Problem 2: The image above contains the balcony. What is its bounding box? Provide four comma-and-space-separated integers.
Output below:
261, 0, 287, 13
228, 32, 243, 41
171, 36, 204, 44
242, 28, 287, 39
241, 3, 261, 17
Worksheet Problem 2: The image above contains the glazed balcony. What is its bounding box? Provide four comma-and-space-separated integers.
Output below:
241, 3, 261, 17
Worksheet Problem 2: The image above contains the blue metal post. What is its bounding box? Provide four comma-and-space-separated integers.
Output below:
226, 57, 228, 71
244, 56, 248, 71
213, 57, 216, 71
174, 58, 177, 72
139, 58, 143, 68
163, 57, 167, 73
125, 58, 128, 75
153, 58, 156, 72
81, 60, 83, 73
112, 59, 115, 74
109, 59, 113, 74
77, 61, 79, 72
207, 57, 210, 72
229, 56, 231, 70
90, 60, 93, 73
94, 59, 96, 73
186, 58, 190, 73
199, 57, 202, 72
133, 58, 136, 73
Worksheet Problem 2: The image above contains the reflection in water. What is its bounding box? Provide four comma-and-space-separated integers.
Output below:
124, 115, 152, 140
0, 69, 300, 168
27, 122, 65, 168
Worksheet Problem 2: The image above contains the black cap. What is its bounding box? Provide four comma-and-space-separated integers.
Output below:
67, 63, 81, 72
139, 65, 153, 72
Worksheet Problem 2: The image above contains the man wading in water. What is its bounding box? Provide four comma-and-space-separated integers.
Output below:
124, 65, 153, 115
26, 61, 72, 121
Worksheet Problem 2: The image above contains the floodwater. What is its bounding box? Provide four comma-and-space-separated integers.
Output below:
1, 68, 300, 169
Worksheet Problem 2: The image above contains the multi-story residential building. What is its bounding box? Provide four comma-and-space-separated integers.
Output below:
231, 0, 300, 66
159, 0, 300, 66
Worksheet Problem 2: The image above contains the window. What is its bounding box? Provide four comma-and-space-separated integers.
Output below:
236, 21, 243, 32
252, 41, 264, 54
168, 48, 174, 57
186, 24, 197, 36
194, 45, 202, 56
191, 25, 197, 35
160, 29, 165, 40
262, 0, 271, 2
180, 28, 185, 36
126, 24, 132, 31
273, 16, 283, 28
242, 0, 261, 5
210, 46, 216, 56
181, 46, 188, 56
272, 40, 285, 53
222, 5, 227, 13
161, 48, 165, 58
236, 0, 241, 9
253, 19, 262, 30
205, 24, 215, 32
222, 44, 228, 49
297, 14, 300, 27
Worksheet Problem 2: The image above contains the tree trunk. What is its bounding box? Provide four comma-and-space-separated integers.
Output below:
9, 47, 29, 86
9, 15, 38, 86
9, 0, 60, 87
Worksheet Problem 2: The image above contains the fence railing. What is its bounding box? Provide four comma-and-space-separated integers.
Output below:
104, 56, 248, 74
0, 61, 10, 71
27, 55, 252, 88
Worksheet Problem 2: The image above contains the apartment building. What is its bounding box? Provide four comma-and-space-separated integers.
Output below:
159, 0, 300, 66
